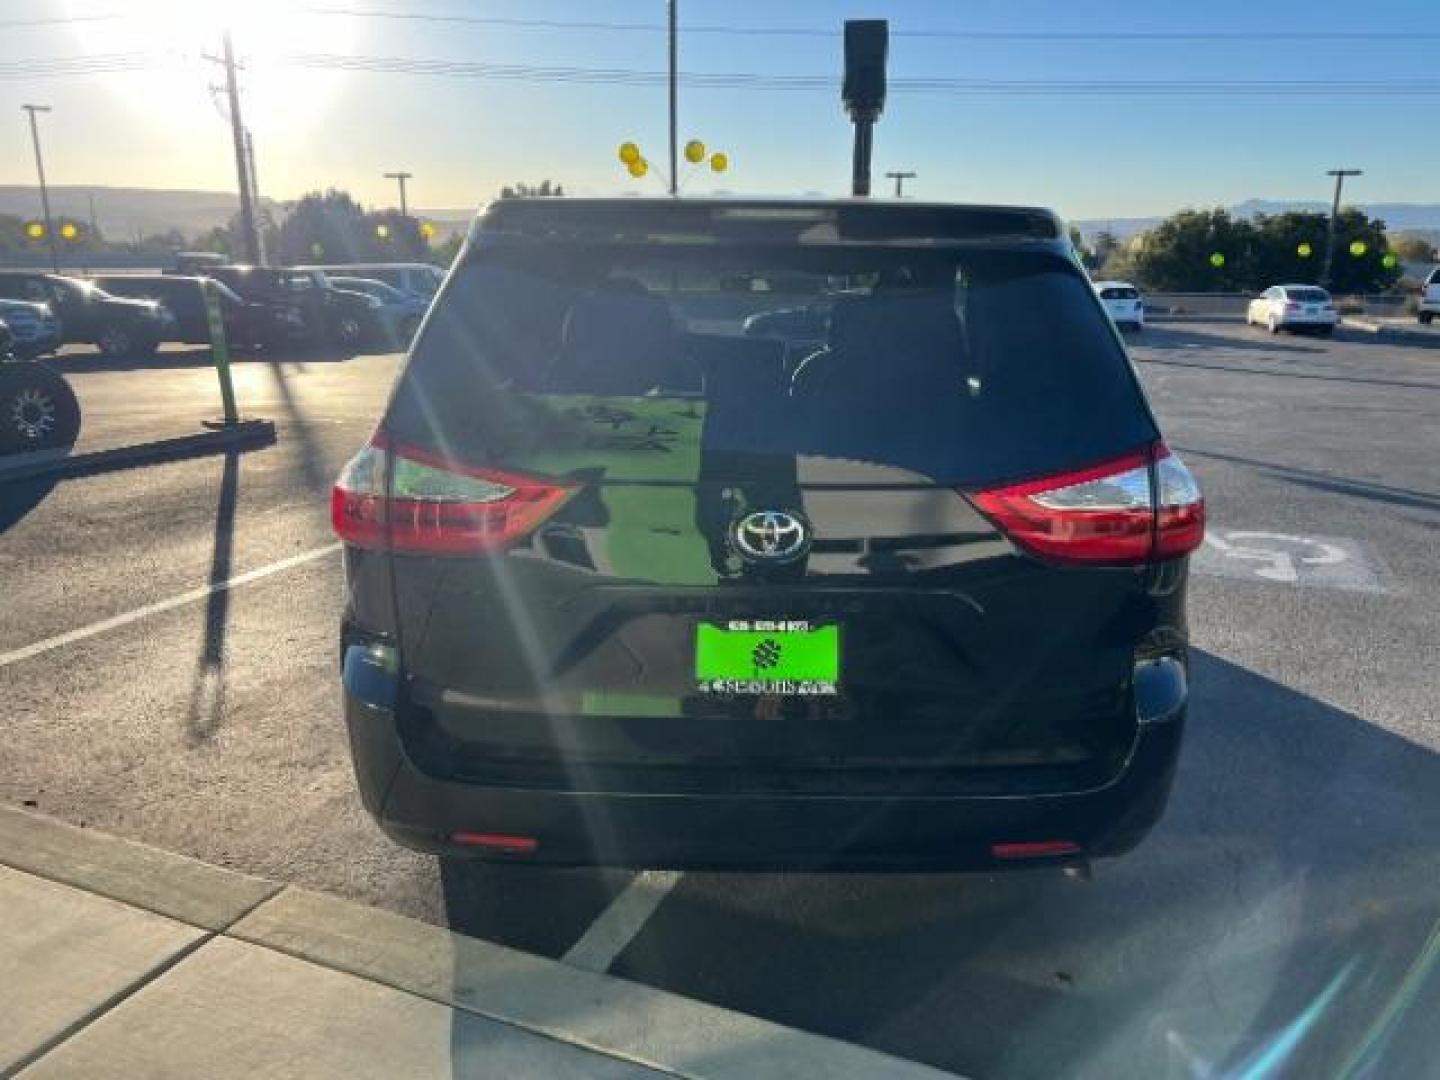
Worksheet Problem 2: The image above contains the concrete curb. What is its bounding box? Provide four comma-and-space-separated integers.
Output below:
0, 419, 276, 485
0, 806, 955, 1079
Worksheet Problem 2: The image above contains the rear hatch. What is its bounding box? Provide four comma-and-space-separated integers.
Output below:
346, 206, 1186, 794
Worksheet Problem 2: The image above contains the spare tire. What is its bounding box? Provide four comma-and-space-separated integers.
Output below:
0, 362, 82, 455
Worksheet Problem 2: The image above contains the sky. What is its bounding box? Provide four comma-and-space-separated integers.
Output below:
2, 0, 1438, 221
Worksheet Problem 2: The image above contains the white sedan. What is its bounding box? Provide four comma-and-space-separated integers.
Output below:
1246, 285, 1338, 335
1093, 280, 1145, 331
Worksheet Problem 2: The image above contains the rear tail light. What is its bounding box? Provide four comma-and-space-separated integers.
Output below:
332, 434, 574, 555
969, 441, 1204, 565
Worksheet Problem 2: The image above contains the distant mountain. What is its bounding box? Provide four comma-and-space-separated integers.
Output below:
1077, 201, 1440, 242
0, 184, 478, 242
0, 185, 284, 241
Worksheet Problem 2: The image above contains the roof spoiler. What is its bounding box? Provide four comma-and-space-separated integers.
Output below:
469, 200, 1062, 247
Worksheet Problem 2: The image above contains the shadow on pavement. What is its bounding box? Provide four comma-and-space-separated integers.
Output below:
603, 652, 1440, 1079
1176, 445, 1440, 516
440, 859, 636, 958
1138, 324, 1324, 354
47, 344, 362, 373
185, 448, 239, 745
1141, 354, 1440, 393
0, 473, 60, 535
264, 360, 329, 496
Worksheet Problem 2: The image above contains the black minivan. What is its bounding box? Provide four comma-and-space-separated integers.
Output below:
334, 199, 1203, 870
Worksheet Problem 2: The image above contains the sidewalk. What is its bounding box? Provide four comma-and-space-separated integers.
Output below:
0, 806, 954, 1079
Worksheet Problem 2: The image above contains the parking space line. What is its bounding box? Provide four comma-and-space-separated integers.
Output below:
561, 870, 683, 973
0, 544, 341, 670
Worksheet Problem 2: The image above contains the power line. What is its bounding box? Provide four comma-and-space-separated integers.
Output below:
297, 9, 1440, 41
7, 9, 1440, 42
9, 50, 1440, 98
274, 54, 1440, 97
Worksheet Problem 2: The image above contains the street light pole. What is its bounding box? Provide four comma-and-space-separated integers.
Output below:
885, 170, 916, 198
384, 171, 413, 217
22, 104, 59, 272
1322, 168, 1362, 289
667, 0, 678, 196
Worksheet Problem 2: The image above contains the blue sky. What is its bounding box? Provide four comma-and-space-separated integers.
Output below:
3, 0, 1437, 220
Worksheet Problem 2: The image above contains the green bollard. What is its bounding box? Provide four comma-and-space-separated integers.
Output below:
203, 278, 239, 426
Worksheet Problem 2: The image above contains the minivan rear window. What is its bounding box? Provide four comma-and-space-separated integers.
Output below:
1100, 287, 1139, 300
386, 244, 1155, 487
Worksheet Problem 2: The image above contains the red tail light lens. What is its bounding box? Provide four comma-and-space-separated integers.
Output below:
332, 435, 574, 555
969, 442, 1203, 565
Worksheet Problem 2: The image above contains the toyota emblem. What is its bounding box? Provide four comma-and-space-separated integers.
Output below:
733, 510, 810, 563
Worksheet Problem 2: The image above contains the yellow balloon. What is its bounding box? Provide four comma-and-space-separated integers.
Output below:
627, 158, 649, 178
419, 221, 436, 240
1349, 240, 1367, 257
618, 141, 641, 165
60, 222, 79, 240
684, 139, 706, 164
375, 223, 390, 239
709, 152, 729, 174
1296, 242, 1313, 258
25, 222, 44, 240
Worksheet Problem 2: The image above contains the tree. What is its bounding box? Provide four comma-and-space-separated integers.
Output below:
124, 227, 187, 255
1323, 209, 1402, 294
362, 208, 428, 260
499, 180, 565, 199
1128, 207, 1400, 293
1131, 209, 1256, 291
1247, 212, 1330, 289
1092, 230, 1121, 267
1388, 233, 1437, 264
275, 189, 371, 264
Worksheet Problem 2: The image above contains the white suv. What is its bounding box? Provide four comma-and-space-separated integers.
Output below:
1418, 268, 1440, 324
1094, 280, 1145, 332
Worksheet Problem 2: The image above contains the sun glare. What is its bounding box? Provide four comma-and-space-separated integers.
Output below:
63, 0, 355, 138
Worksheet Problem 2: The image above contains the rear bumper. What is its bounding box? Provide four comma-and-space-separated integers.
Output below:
342, 653, 1188, 871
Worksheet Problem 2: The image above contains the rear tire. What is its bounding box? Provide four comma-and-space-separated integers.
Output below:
1420, 311, 1435, 326
1267, 316, 1280, 334
0, 362, 81, 454
1317, 325, 1334, 337
96, 324, 159, 361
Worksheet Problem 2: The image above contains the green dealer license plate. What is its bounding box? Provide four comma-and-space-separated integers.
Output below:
694, 620, 840, 696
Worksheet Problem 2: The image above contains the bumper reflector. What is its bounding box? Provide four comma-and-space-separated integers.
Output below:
450, 832, 539, 855
991, 840, 1082, 860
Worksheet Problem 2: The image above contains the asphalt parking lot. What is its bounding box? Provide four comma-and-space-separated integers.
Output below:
2, 324, 1437, 1078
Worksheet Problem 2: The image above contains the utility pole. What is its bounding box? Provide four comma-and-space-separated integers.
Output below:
384, 171, 413, 217
245, 128, 265, 264
1322, 168, 1362, 289
885, 170, 916, 198
22, 104, 59, 272
667, 0, 678, 195
220, 32, 261, 265
87, 192, 99, 240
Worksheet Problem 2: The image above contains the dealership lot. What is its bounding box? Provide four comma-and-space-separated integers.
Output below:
1, 325, 1437, 1077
